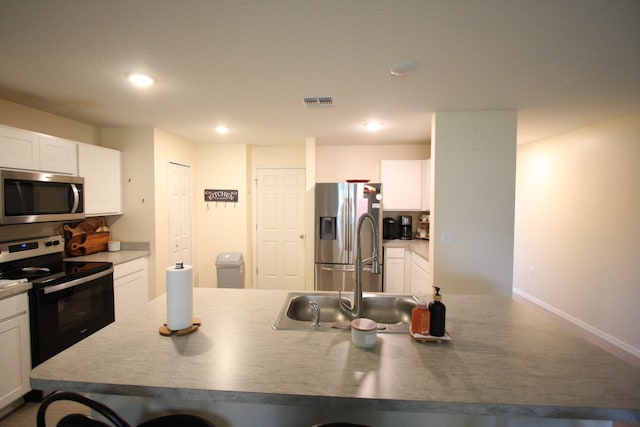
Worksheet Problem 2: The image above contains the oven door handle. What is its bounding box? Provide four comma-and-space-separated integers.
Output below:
42, 267, 114, 295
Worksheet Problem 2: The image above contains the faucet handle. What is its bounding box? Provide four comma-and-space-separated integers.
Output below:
371, 261, 381, 274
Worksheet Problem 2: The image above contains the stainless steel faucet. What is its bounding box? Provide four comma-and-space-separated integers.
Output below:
339, 213, 380, 320
310, 300, 320, 329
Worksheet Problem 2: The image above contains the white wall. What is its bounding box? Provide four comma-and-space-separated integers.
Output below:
431, 111, 517, 296
100, 127, 157, 297
194, 143, 249, 288
0, 98, 98, 144
514, 113, 640, 358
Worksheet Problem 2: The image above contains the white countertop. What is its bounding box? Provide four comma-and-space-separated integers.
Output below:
64, 250, 149, 265
30, 288, 640, 423
0, 280, 31, 300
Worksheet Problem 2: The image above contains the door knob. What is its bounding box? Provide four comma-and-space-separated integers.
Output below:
299, 234, 305, 239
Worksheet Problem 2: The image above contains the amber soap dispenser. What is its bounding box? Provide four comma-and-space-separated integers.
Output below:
411, 293, 430, 336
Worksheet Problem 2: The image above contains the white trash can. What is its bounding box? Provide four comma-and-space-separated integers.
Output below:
215, 253, 244, 288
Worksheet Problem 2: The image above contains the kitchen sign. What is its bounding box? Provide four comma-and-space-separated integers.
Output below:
204, 189, 239, 203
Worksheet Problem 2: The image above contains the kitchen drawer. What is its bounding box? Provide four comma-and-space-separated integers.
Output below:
384, 247, 405, 258
0, 292, 28, 322
113, 257, 147, 280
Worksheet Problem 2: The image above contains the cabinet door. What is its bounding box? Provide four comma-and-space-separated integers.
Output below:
0, 294, 31, 410
78, 143, 122, 216
0, 124, 40, 170
114, 258, 148, 320
384, 257, 405, 293
383, 247, 405, 293
410, 253, 430, 295
381, 160, 423, 210
421, 159, 431, 211
39, 134, 77, 175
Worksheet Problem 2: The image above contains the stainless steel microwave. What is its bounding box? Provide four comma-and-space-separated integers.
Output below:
0, 169, 85, 224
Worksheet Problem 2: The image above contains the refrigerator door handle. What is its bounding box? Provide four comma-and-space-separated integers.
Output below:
319, 265, 377, 273
344, 196, 351, 258
320, 265, 355, 272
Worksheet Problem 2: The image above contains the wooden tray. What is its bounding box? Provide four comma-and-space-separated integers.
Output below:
410, 331, 451, 342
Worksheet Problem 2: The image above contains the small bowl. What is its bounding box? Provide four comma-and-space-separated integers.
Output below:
107, 240, 121, 252
350, 318, 378, 348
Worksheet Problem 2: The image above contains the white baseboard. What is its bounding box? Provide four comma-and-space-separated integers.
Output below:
513, 288, 640, 367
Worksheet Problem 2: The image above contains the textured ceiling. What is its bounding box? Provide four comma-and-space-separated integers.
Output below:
0, 0, 638, 146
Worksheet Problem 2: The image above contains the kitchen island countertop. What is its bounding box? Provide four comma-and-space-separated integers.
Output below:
30, 288, 640, 423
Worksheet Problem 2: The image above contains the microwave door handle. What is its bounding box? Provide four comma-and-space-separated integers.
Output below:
42, 267, 114, 295
70, 183, 80, 213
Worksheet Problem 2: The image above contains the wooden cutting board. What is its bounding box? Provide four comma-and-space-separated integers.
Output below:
68, 232, 110, 256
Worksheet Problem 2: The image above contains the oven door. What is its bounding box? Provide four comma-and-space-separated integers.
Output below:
30, 268, 114, 367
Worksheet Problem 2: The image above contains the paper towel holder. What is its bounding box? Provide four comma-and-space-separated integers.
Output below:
160, 262, 199, 337
159, 317, 201, 337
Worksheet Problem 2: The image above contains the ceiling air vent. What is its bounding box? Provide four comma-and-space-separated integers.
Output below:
301, 96, 334, 108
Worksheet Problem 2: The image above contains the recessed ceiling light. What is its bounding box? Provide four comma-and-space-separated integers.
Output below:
365, 122, 383, 131
126, 72, 155, 87
215, 126, 230, 134
390, 61, 420, 77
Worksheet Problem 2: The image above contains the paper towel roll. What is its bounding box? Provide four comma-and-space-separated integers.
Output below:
166, 263, 193, 331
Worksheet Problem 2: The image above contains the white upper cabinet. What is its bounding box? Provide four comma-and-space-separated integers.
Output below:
421, 159, 430, 211
381, 159, 430, 211
39, 134, 78, 174
0, 124, 77, 174
78, 143, 122, 216
0, 124, 41, 171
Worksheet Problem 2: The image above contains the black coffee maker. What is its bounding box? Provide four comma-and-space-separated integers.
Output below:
383, 217, 399, 240
399, 215, 412, 240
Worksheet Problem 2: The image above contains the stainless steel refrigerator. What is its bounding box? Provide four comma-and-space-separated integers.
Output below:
314, 182, 383, 292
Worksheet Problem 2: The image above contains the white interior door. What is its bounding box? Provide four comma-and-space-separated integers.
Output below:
168, 162, 192, 267
256, 168, 306, 290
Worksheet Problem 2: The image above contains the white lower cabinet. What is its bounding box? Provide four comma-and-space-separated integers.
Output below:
0, 293, 31, 411
410, 252, 430, 295
383, 245, 431, 295
383, 247, 405, 293
114, 258, 148, 320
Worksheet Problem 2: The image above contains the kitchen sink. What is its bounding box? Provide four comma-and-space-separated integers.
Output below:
273, 292, 416, 333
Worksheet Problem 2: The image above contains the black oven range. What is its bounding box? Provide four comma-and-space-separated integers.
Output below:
0, 235, 114, 367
